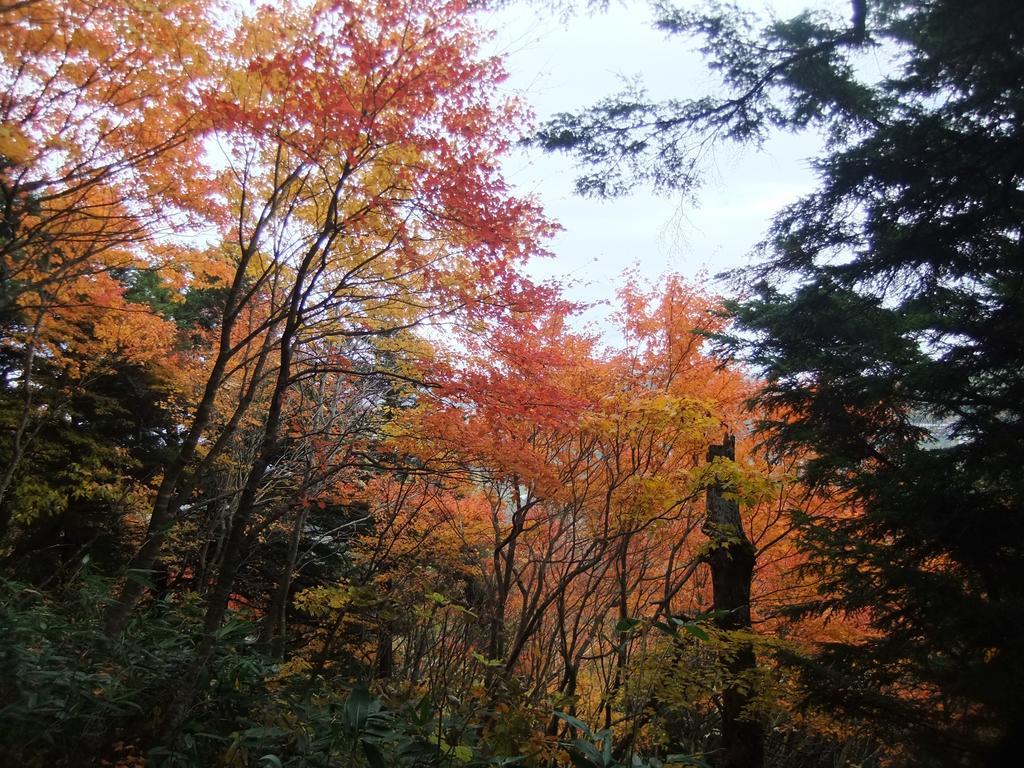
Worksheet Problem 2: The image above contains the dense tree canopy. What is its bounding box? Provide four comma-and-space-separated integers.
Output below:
539, 0, 1024, 764
2, 0, 1019, 767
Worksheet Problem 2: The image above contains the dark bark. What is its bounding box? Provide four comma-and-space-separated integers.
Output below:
703, 434, 763, 768
159, 278, 306, 741
260, 504, 309, 657
376, 625, 394, 679
104, 154, 306, 638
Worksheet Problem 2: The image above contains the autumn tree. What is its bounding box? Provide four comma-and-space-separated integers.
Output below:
103, 0, 552, 646
0, 0, 224, 545
0, 1, 903, 765
538, 0, 1024, 763
381, 275, 803, 763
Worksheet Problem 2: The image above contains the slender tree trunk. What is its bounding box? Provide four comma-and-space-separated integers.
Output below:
157, 510, 255, 742
376, 624, 394, 679
302, 607, 349, 698
159, 337, 296, 741
159, 221, 320, 739
605, 534, 631, 731
547, 665, 578, 736
485, 513, 518, 686
703, 434, 763, 768
260, 504, 308, 657
103, 351, 229, 637
0, 311, 46, 541
104, 156, 303, 637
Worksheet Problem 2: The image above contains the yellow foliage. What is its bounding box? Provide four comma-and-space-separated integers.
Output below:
0, 124, 32, 163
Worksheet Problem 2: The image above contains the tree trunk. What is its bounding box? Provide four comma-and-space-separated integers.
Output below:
158, 220, 320, 739
103, 159, 302, 638
376, 624, 394, 679
260, 504, 308, 657
703, 434, 763, 768
104, 292, 238, 637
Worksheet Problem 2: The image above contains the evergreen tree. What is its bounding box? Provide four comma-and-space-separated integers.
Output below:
538, 0, 1024, 763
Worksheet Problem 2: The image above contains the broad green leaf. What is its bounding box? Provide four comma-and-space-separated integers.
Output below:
681, 623, 710, 641
344, 683, 375, 733
614, 617, 642, 634
363, 741, 387, 768
553, 710, 591, 737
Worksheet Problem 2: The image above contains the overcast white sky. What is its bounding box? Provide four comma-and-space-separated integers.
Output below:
482, 0, 849, 317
